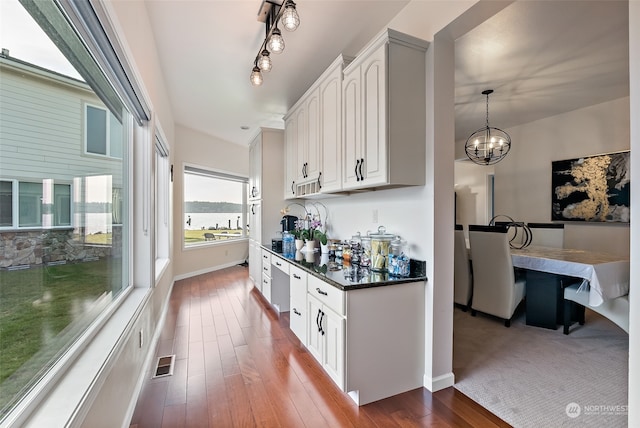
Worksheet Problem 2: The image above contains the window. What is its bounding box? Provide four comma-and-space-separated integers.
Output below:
183, 165, 247, 247
0, 0, 136, 421
155, 131, 170, 276
84, 104, 123, 158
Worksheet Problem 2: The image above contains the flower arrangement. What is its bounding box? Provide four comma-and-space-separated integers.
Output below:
281, 202, 328, 245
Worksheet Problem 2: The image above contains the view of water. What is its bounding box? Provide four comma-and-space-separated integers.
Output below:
185, 212, 244, 231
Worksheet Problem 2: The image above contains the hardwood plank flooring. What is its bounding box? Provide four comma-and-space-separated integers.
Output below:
129, 265, 510, 428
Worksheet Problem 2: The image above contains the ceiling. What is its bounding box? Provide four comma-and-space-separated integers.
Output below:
143, 0, 629, 146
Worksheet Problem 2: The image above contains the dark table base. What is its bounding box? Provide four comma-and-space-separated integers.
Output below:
524, 270, 583, 330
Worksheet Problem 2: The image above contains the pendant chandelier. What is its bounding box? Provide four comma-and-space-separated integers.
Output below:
465, 89, 511, 165
250, 0, 300, 87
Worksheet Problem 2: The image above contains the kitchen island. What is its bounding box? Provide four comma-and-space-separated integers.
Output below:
255, 245, 427, 406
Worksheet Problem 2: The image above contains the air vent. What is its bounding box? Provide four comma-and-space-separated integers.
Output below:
152, 354, 175, 378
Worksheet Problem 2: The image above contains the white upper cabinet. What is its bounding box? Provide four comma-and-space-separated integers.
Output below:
319, 63, 344, 193
342, 29, 429, 191
248, 135, 262, 200
284, 55, 351, 198
283, 115, 297, 200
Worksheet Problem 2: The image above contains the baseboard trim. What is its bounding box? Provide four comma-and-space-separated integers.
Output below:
424, 372, 455, 392
173, 259, 246, 281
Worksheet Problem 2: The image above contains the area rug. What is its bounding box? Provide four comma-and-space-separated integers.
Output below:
453, 306, 629, 427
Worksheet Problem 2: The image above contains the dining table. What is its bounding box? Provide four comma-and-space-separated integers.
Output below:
509, 246, 630, 329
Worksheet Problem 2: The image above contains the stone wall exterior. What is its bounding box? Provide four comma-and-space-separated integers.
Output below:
0, 227, 122, 269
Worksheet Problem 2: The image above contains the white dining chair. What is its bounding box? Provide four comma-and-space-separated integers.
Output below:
527, 222, 564, 248
454, 225, 472, 310
468, 224, 526, 327
563, 283, 629, 334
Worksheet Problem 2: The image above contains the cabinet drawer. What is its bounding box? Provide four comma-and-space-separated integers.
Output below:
308, 275, 344, 316
272, 257, 289, 274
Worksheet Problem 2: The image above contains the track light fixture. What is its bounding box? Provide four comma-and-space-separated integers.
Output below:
250, 0, 300, 86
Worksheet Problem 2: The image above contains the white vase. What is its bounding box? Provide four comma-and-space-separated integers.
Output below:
320, 243, 329, 254
295, 239, 304, 250
305, 240, 316, 252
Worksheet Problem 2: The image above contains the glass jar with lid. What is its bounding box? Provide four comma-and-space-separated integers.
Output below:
370, 226, 394, 272
360, 232, 372, 267
349, 232, 362, 265
388, 236, 410, 277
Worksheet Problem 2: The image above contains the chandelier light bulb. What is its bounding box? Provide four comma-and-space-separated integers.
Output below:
258, 49, 272, 72
250, 66, 263, 86
281, 0, 300, 32
268, 28, 285, 54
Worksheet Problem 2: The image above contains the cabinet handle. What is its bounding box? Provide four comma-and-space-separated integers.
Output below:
316, 309, 322, 333
293, 308, 301, 316
317, 172, 322, 190
293, 273, 301, 279
251, 205, 255, 215
263, 266, 268, 271
320, 311, 325, 336
263, 254, 268, 258
355, 159, 360, 181
359, 158, 364, 180
291, 181, 295, 194
316, 287, 328, 296
263, 279, 268, 284
275, 261, 282, 266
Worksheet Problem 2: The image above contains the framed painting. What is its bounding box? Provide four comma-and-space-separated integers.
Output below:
551, 151, 630, 222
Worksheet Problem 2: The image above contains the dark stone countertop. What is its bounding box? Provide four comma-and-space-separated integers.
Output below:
263, 246, 427, 291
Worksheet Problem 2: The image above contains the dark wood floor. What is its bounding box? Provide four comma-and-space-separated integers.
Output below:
129, 265, 510, 428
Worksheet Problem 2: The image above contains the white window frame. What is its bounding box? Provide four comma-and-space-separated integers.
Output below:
183, 164, 248, 249
83, 102, 123, 159
154, 126, 170, 281
0, 179, 73, 230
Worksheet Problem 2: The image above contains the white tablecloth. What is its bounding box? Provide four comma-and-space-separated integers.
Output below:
511, 246, 629, 307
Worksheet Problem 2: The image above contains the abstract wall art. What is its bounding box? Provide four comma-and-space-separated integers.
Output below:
551, 151, 630, 223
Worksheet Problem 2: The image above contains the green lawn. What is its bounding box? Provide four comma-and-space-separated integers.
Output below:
184, 228, 243, 244
0, 259, 120, 415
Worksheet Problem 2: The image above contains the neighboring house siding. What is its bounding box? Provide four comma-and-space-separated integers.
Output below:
0, 63, 122, 184
0, 59, 123, 268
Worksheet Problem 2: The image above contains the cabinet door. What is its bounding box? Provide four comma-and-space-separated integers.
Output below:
248, 201, 261, 243
249, 240, 261, 287
261, 271, 271, 303
248, 135, 262, 200
342, 67, 361, 189
305, 87, 321, 181
283, 116, 297, 199
289, 266, 307, 344
323, 306, 345, 390
361, 44, 387, 186
295, 106, 307, 182
320, 68, 343, 193
306, 294, 324, 364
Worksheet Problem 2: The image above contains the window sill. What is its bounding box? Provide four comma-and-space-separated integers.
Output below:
2, 287, 150, 428
184, 237, 248, 251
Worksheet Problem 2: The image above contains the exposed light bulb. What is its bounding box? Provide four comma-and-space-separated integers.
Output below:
250, 66, 263, 86
281, 0, 300, 32
474, 139, 479, 147
268, 28, 285, 54
258, 49, 272, 72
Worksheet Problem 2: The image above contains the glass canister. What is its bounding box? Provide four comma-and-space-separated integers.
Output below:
360, 233, 372, 267
349, 232, 362, 265
370, 226, 393, 272
388, 236, 410, 277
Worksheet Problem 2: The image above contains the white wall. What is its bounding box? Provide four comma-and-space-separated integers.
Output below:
455, 161, 494, 228
495, 97, 630, 257
172, 124, 250, 279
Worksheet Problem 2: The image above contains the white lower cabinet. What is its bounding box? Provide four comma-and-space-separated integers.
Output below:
261, 250, 272, 302
289, 265, 307, 344
249, 240, 262, 291
307, 276, 345, 390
